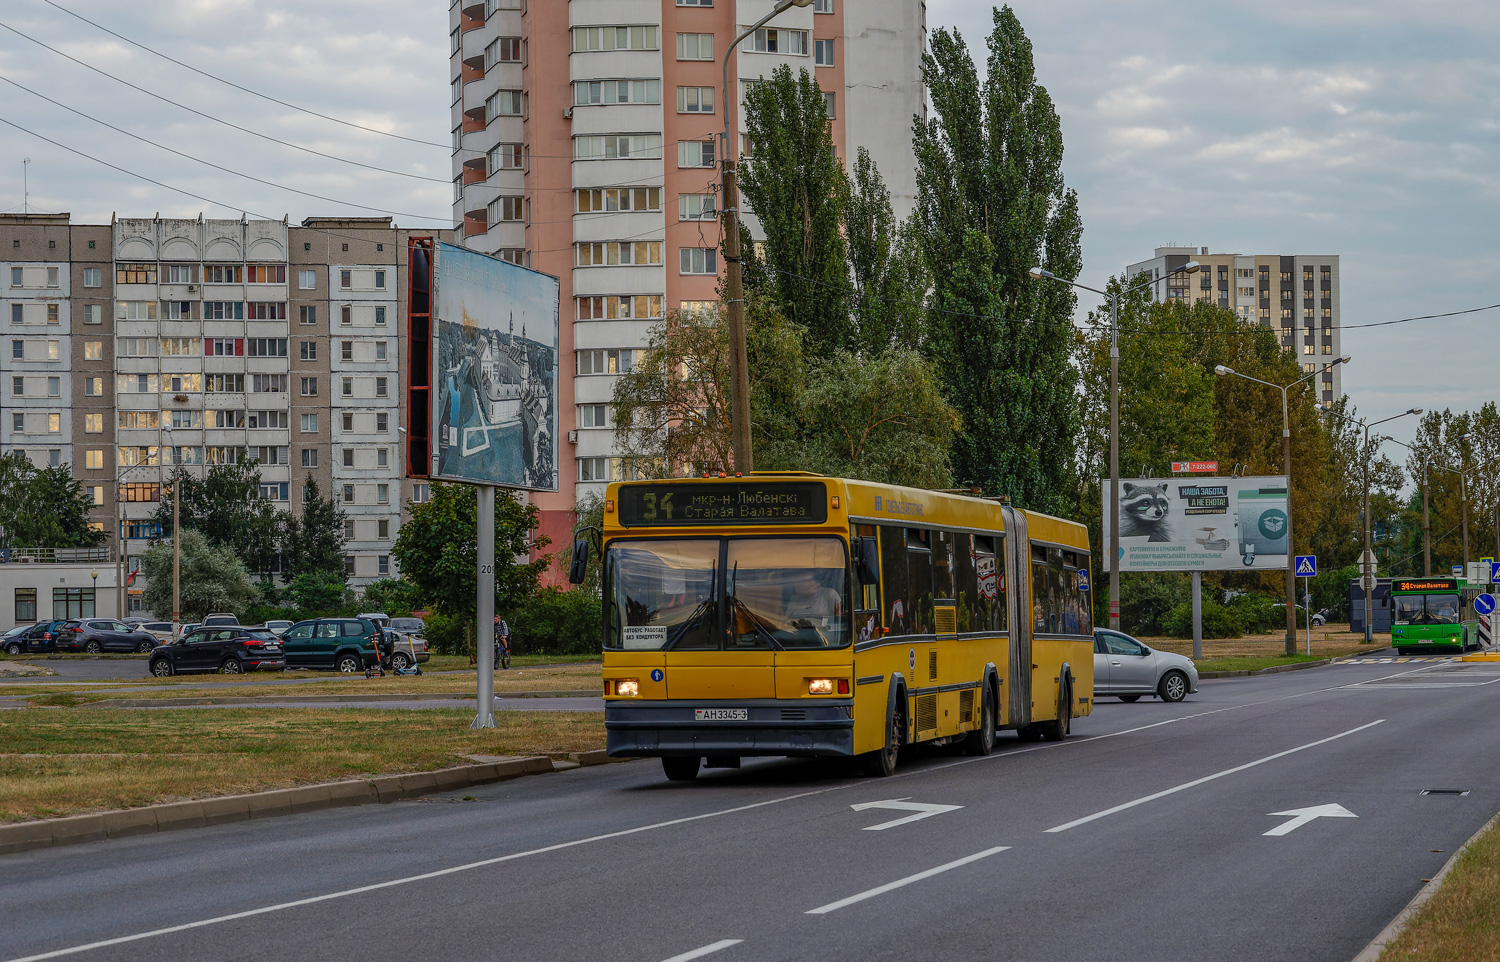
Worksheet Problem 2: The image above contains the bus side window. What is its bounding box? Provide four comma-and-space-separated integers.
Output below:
955, 533, 977, 632
1031, 545, 1049, 633
933, 531, 955, 600
974, 534, 1002, 632
852, 525, 881, 644
907, 529, 934, 635
879, 526, 909, 637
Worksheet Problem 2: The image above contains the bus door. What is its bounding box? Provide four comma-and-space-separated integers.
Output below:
1001, 506, 1032, 728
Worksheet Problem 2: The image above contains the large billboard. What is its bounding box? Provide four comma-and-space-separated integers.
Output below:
432, 243, 559, 490
1102, 477, 1290, 572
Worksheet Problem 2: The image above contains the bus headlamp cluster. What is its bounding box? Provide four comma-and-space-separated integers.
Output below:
807, 678, 849, 695
614, 678, 640, 697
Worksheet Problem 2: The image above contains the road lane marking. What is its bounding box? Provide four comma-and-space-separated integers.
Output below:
1264, 803, 1358, 836
850, 798, 963, 830
0, 789, 845, 962
1044, 719, 1386, 833
805, 846, 1011, 915
659, 939, 743, 961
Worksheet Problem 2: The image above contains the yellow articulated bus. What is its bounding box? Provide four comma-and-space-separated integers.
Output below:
570, 473, 1095, 781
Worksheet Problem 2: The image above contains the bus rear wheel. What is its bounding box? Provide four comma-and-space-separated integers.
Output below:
963, 685, 996, 756
863, 699, 904, 777
662, 756, 700, 781
1039, 680, 1072, 742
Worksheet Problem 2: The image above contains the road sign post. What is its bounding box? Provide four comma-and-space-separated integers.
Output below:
1295, 556, 1317, 656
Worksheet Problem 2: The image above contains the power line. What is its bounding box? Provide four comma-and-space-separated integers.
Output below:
40, 0, 451, 151
0, 19, 448, 184
0, 75, 450, 223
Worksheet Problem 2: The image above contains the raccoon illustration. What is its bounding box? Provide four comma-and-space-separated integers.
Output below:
1120, 482, 1172, 541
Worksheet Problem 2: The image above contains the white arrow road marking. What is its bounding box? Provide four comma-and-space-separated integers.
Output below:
850, 797, 964, 831
1264, 803, 1359, 836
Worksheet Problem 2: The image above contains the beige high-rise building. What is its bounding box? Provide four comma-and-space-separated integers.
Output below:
1126, 246, 1344, 403
449, 0, 927, 552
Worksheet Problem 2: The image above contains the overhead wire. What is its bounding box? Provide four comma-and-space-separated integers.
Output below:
0, 18, 448, 184
40, 0, 452, 151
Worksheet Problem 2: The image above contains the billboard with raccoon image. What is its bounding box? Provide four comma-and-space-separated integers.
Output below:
1101, 477, 1290, 572
432, 243, 559, 490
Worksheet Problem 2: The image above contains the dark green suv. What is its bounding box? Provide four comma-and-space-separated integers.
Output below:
279, 618, 382, 673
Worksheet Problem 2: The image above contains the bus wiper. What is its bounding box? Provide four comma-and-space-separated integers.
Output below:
664, 560, 716, 650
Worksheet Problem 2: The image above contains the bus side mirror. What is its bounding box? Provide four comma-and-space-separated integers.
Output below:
856, 537, 879, 585
568, 538, 590, 585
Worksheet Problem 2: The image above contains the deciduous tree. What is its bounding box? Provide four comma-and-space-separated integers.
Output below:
139, 528, 259, 621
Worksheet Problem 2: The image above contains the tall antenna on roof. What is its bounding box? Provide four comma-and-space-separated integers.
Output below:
22, 157, 30, 213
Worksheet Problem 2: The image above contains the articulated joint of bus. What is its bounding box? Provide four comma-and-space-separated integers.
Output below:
605, 699, 855, 758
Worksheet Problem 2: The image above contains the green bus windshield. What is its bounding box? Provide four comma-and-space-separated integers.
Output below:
1393, 593, 1461, 626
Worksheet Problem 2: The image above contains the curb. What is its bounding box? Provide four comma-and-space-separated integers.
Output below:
48, 690, 600, 708
1350, 810, 1500, 962
1198, 659, 1329, 680
0, 755, 557, 857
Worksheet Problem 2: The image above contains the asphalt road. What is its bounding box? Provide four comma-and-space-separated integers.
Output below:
4, 657, 1498, 962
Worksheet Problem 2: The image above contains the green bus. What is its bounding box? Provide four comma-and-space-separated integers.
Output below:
1389, 578, 1481, 655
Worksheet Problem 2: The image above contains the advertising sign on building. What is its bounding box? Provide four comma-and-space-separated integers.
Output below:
1102, 477, 1291, 572
431, 243, 560, 490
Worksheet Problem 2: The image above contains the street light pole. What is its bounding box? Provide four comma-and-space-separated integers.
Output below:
720, 0, 813, 474
1424, 459, 1432, 576
1217, 357, 1353, 654
1030, 261, 1200, 629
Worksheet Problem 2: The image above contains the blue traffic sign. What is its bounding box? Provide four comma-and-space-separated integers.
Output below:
1475, 594, 1496, 616
1491, 561, 1500, 583
1294, 555, 1317, 577
1453, 565, 1464, 578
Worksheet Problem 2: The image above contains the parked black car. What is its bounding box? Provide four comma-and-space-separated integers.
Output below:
148, 626, 286, 676
59, 619, 161, 653
278, 618, 382, 672
4, 620, 69, 655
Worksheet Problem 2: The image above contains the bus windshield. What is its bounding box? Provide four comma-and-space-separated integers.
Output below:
1394, 593, 1461, 625
606, 537, 851, 650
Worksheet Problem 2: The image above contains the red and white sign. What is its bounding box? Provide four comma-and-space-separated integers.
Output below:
1171, 461, 1219, 474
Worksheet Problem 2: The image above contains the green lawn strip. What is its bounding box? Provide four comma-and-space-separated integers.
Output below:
1194, 655, 1328, 673
0, 707, 606, 823
1379, 816, 1500, 961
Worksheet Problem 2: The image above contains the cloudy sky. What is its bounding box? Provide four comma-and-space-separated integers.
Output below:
1, 1, 1497, 449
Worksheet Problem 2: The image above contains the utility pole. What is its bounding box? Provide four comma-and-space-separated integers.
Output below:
473, 485, 496, 729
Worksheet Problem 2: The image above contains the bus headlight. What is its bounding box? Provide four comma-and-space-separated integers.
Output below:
615, 679, 640, 697
808, 678, 834, 695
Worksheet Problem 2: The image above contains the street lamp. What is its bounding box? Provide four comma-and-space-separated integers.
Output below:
1029, 261, 1200, 629
1452, 433, 1473, 576
1215, 356, 1353, 654
720, 0, 814, 474
89, 568, 97, 615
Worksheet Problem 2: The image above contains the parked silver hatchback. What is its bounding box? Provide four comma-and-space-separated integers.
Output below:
1093, 628, 1199, 703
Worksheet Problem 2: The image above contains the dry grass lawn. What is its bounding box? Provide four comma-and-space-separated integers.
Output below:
0, 707, 605, 823
1145, 628, 1378, 670
1379, 817, 1500, 961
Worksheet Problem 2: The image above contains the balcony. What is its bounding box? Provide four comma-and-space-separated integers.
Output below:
463, 157, 487, 185
463, 210, 488, 237
460, 2, 485, 33
463, 105, 487, 134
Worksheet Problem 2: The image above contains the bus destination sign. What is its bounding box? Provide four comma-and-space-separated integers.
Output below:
1393, 579, 1459, 592
617, 482, 828, 527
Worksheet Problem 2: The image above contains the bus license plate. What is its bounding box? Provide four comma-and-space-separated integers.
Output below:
695, 708, 747, 721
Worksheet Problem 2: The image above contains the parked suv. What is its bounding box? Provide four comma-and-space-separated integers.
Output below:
4, 620, 67, 655
149, 626, 285, 676
202, 613, 240, 627
60, 619, 160, 653
137, 622, 177, 644
279, 618, 382, 672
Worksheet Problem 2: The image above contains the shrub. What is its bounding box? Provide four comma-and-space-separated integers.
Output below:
423, 612, 472, 657
1229, 592, 1282, 634
1162, 599, 1242, 639
1121, 573, 1190, 637
510, 587, 601, 656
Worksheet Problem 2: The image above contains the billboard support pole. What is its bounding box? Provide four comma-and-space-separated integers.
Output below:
1191, 571, 1202, 661
472, 484, 496, 729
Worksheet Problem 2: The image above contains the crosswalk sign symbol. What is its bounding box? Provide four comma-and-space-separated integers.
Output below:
1295, 555, 1317, 577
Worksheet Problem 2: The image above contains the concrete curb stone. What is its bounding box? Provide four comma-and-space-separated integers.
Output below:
0, 756, 561, 857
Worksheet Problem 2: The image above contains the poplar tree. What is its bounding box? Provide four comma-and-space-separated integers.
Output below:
913, 6, 1083, 512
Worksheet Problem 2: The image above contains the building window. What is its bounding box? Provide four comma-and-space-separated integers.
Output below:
301, 413, 318, 433
377, 447, 388, 468
52, 587, 95, 619
300, 377, 318, 396
576, 349, 636, 375
48, 450, 60, 467
344, 555, 356, 576
572, 25, 660, 51
680, 248, 718, 275
340, 305, 352, 326
378, 519, 390, 539
487, 143, 522, 173
677, 140, 716, 169
300, 341, 317, 360
84, 304, 102, 325
10, 412, 21, 433
343, 412, 354, 432
823, 91, 836, 118
489, 196, 524, 223
84, 413, 102, 433
576, 241, 664, 267
341, 340, 354, 362
375, 306, 387, 326
376, 412, 389, 433
83, 268, 102, 288
677, 86, 715, 113
47, 413, 60, 433
342, 376, 354, 397
375, 377, 387, 398
576, 187, 661, 214
814, 0, 833, 11
814, 39, 835, 66
576, 295, 664, 321
375, 341, 387, 361
676, 0, 713, 6
15, 587, 36, 623
579, 404, 608, 428
573, 79, 662, 106
344, 519, 356, 541
377, 484, 389, 504
339, 270, 352, 290
343, 448, 355, 468
301, 448, 318, 468
343, 485, 355, 503
300, 305, 317, 326
676, 32, 713, 60
374, 270, 385, 289
678, 194, 717, 221
485, 89, 524, 120
378, 555, 390, 576
85, 449, 103, 469
258, 482, 290, 501
46, 376, 59, 397
746, 28, 807, 55
573, 133, 663, 161
413, 483, 430, 503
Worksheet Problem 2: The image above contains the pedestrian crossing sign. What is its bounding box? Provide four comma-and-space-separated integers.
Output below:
1295, 555, 1317, 577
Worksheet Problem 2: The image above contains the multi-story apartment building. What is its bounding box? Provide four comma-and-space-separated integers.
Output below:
0, 212, 453, 608
449, 0, 926, 550
1125, 246, 1344, 403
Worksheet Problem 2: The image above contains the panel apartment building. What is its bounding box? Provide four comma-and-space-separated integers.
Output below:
0, 212, 454, 605
1125, 246, 1344, 403
449, 0, 926, 549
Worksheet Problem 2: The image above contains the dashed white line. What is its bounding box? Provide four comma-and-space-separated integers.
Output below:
805, 846, 1011, 915
658, 939, 744, 961
1044, 719, 1386, 833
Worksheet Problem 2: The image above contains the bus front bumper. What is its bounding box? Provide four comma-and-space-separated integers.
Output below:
605, 699, 855, 758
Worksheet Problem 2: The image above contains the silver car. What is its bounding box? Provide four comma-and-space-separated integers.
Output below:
1093, 628, 1199, 703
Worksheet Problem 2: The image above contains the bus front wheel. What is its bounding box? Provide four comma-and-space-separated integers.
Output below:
863, 699, 904, 777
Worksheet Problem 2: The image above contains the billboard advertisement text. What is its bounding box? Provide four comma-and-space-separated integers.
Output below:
1102, 476, 1290, 572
